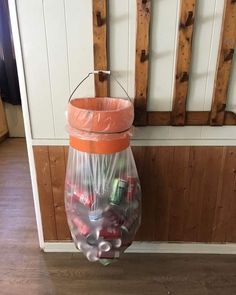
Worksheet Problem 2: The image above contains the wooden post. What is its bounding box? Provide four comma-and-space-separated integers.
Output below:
134, 0, 151, 126
210, 0, 236, 126
171, 0, 196, 126
92, 0, 109, 97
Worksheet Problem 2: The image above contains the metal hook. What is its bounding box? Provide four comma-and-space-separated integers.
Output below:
140, 50, 149, 63
96, 11, 104, 27
224, 49, 234, 62
180, 72, 189, 83
180, 11, 194, 29
98, 71, 108, 82
185, 11, 194, 27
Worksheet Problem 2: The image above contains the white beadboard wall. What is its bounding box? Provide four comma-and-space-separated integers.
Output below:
16, 0, 236, 143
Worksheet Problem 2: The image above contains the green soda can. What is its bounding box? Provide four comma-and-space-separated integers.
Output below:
110, 178, 128, 205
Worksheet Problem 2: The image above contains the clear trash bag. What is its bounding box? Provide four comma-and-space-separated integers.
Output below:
65, 147, 141, 264
64, 72, 142, 264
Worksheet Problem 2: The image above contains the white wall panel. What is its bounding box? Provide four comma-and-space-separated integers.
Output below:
148, 0, 179, 111
43, 0, 70, 138
16, 0, 55, 138
109, 0, 129, 98
64, 0, 94, 99
227, 55, 236, 114
127, 0, 136, 99
108, 0, 136, 100
187, 0, 217, 111
202, 0, 225, 111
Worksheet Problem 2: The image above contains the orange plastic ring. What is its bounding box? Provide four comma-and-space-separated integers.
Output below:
70, 135, 130, 154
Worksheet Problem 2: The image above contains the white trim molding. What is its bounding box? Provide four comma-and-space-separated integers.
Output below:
32, 138, 236, 147
8, 0, 45, 249
44, 242, 236, 255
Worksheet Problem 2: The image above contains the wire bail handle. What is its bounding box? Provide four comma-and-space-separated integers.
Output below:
68, 71, 132, 102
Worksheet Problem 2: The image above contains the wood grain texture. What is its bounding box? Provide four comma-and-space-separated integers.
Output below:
92, 0, 109, 97
212, 147, 236, 242
133, 146, 236, 242
183, 147, 224, 242
134, 0, 151, 126
48, 147, 71, 240
34, 145, 236, 243
210, 0, 236, 126
147, 111, 236, 125
171, 0, 196, 126
33, 146, 57, 240
168, 147, 191, 241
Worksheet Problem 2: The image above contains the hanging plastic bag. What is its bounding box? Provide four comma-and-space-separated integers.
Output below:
65, 71, 141, 265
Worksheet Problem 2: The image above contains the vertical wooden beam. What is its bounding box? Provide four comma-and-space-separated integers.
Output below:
134, 0, 151, 126
210, 0, 236, 126
171, 0, 196, 126
33, 147, 57, 241
92, 0, 109, 97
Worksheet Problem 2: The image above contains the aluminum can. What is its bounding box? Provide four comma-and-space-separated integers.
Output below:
110, 178, 128, 205
99, 227, 121, 240
98, 240, 112, 252
126, 177, 137, 202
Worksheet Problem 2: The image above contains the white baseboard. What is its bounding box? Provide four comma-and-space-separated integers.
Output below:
43, 242, 236, 254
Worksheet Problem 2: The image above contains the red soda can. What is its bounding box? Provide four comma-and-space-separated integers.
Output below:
73, 190, 94, 208
126, 177, 137, 202
99, 227, 121, 240
72, 216, 90, 236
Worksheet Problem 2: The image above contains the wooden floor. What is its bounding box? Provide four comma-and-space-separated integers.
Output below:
0, 138, 236, 295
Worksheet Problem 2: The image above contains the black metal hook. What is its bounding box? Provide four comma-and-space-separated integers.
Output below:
98, 71, 108, 82
185, 11, 194, 26
180, 11, 194, 29
140, 50, 149, 63
96, 11, 105, 27
179, 72, 189, 83
224, 48, 234, 62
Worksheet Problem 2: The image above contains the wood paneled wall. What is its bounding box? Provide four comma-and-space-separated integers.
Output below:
34, 146, 236, 243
